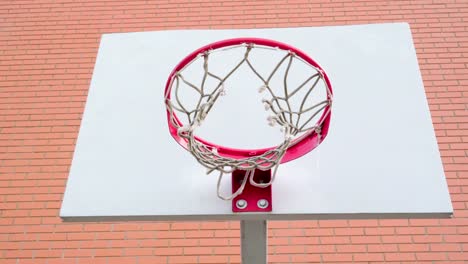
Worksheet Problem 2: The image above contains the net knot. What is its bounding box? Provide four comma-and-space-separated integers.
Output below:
211, 147, 219, 155
219, 83, 226, 96
262, 99, 271, 110
314, 125, 322, 135
177, 125, 192, 137
267, 115, 277, 126
258, 84, 267, 93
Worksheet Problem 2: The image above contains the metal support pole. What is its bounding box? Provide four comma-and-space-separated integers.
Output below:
240, 220, 267, 264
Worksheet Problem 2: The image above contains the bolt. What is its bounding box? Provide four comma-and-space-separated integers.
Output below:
236, 199, 247, 209
257, 199, 269, 209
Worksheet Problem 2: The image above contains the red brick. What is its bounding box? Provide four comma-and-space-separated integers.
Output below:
306, 245, 336, 253
368, 244, 398, 252
431, 243, 461, 252
334, 227, 364, 236
274, 245, 305, 254
213, 246, 240, 255
290, 236, 320, 245
199, 238, 229, 246
183, 246, 212, 255
322, 253, 353, 262
289, 220, 318, 228
321, 236, 351, 244
379, 219, 409, 226
354, 253, 385, 262
138, 256, 167, 263
110, 239, 140, 248
167, 256, 198, 263
408, 219, 440, 226
396, 227, 426, 235
269, 237, 289, 246
95, 232, 126, 240
2, 209, 29, 217
43, 259, 77, 264
79, 240, 109, 249
170, 222, 200, 230
348, 219, 379, 227
17, 259, 48, 264
444, 235, 468, 243
139, 222, 170, 230
34, 249, 63, 258
169, 239, 198, 247
75, 257, 107, 264
124, 248, 153, 256
268, 254, 290, 263
14, 217, 42, 225
304, 227, 335, 236
351, 235, 381, 244
200, 221, 230, 229
4, 250, 34, 258
198, 256, 229, 263
290, 254, 321, 262
273, 229, 304, 237
336, 244, 367, 253
319, 219, 348, 228
139, 239, 169, 248
155, 231, 183, 239
427, 226, 458, 234
448, 252, 468, 261
413, 234, 444, 243
94, 248, 123, 257
365, 227, 395, 235
83, 224, 112, 232
385, 252, 416, 261
67, 233, 95, 241
54, 224, 83, 233
113, 223, 141, 231
156, 247, 183, 256
213, 229, 237, 238
62, 249, 94, 257
416, 252, 448, 261
399, 243, 430, 252
24, 225, 54, 233
268, 221, 289, 228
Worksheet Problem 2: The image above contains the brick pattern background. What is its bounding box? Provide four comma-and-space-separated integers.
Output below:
0, 0, 467, 263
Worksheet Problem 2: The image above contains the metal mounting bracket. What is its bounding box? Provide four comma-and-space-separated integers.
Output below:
232, 169, 272, 213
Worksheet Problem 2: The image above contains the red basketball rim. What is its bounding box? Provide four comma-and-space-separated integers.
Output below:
165, 38, 333, 164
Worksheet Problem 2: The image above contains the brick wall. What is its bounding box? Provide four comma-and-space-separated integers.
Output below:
1, 0, 467, 263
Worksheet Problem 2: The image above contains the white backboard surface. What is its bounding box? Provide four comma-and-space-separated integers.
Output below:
60, 23, 453, 221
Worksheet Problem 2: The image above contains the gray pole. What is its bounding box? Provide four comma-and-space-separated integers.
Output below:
240, 220, 267, 264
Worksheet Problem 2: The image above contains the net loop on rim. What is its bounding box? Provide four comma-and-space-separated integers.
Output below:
165, 40, 333, 200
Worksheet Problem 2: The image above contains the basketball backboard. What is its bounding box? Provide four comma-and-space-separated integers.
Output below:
60, 23, 453, 221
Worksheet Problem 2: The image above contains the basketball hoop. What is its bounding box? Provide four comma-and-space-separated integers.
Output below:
164, 38, 333, 208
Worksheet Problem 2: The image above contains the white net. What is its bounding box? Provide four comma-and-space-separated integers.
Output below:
165, 42, 333, 200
